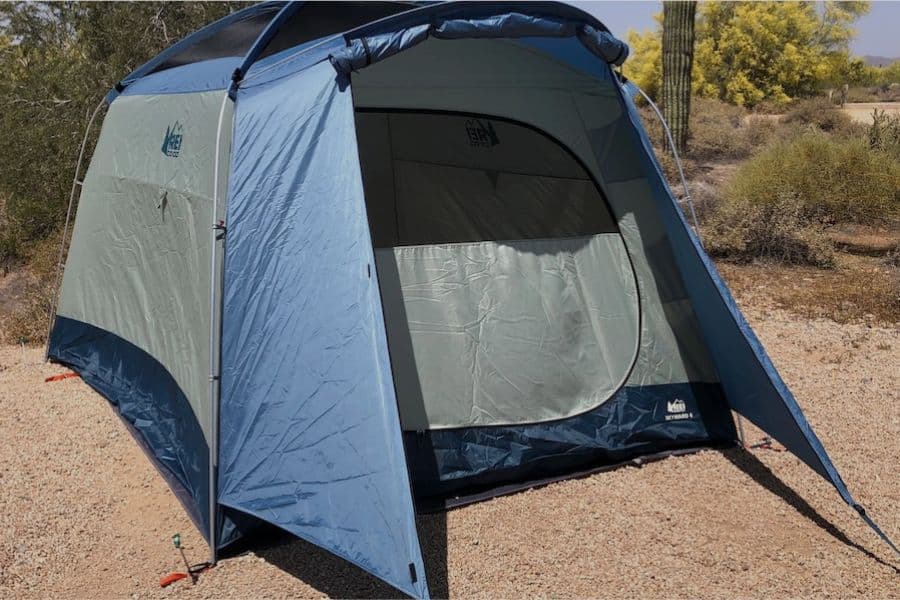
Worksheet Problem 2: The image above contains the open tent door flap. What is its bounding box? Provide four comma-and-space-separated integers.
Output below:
217, 60, 429, 598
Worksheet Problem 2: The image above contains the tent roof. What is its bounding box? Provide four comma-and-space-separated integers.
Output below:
109, 1, 624, 100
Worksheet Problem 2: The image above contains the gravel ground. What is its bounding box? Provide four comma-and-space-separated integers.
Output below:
1, 305, 897, 599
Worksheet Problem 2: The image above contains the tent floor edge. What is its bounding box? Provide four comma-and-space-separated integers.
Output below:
416, 441, 736, 513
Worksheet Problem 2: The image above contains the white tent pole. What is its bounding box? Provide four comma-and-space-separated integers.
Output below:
44, 97, 106, 360
633, 87, 701, 234
207, 92, 230, 563
634, 86, 747, 447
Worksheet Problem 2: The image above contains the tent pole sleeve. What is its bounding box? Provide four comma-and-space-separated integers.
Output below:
631, 84, 746, 446
207, 91, 230, 562
45, 96, 106, 360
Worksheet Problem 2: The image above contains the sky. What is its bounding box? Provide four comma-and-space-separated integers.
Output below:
570, 1, 900, 59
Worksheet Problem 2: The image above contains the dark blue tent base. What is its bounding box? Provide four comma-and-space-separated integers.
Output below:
416, 442, 734, 512
48, 316, 211, 538
404, 382, 738, 508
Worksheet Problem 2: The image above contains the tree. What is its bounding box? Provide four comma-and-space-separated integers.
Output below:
624, 1, 871, 107
624, 14, 663, 99
661, 1, 696, 153
878, 61, 900, 85
0, 2, 245, 260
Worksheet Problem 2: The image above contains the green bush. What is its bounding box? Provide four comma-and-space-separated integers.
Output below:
0, 3, 245, 264
779, 97, 862, 137
724, 131, 899, 223
703, 132, 900, 266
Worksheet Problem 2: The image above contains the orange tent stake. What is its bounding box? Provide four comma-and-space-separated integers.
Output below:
44, 372, 79, 382
159, 572, 189, 587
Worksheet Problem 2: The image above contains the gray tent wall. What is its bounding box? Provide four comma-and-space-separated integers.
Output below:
48, 90, 234, 540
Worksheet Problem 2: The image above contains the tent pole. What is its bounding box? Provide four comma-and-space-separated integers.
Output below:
633, 87, 700, 234
207, 92, 230, 564
634, 86, 747, 447
44, 97, 106, 360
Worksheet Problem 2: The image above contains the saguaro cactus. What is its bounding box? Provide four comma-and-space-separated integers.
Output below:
662, 1, 697, 154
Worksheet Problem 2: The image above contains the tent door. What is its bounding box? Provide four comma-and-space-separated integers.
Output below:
217, 62, 430, 599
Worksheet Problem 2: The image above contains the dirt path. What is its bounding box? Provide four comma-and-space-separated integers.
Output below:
842, 102, 900, 123
1, 306, 898, 598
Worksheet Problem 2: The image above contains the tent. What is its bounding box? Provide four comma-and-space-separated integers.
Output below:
47, 2, 895, 597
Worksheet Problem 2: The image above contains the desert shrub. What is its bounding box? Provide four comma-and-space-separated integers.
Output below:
703, 132, 900, 266
683, 179, 721, 223
635, 105, 702, 182
685, 97, 753, 160
868, 109, 900, 162
1, 278, 55, 345
883, 247, 900, 268
779, 97, 862, 136
743, 115, 800, 149
0, 194, 22, 275
0, 233, 60, 345
704, 192, 836, 267
846, 86, 882, 103
844, 85, 900, 104
751, 99, 790, 115
724, 131, 900, 224
637, 104, 665, 148
639, 97, 756, 163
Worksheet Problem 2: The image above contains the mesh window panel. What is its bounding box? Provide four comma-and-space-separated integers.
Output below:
256, 2, 414, 60
149, 6, 283, 73
149, 2, 412, 76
